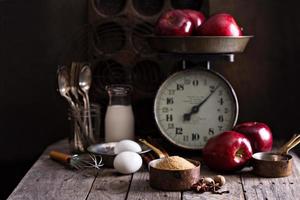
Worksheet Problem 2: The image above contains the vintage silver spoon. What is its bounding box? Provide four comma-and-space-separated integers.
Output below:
57, 67, 76, 109
57, 66, 87, 150
70, 62, 81, 107
79, 65, 94, 143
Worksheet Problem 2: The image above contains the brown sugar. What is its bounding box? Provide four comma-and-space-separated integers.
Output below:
155, 156, 196, 170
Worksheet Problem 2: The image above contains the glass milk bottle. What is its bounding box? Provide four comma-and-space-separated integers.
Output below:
105, 85, 134, 142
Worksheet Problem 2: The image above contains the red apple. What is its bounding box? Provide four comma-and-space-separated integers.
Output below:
203, 131, 252, 172
182, 9, 206, 30
197, 13, 243, 36
155, 10, 194, 36
234, 122, 273, 153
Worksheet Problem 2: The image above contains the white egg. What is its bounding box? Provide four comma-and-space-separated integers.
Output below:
113, 151, 143, 174
114, 140, 142, 154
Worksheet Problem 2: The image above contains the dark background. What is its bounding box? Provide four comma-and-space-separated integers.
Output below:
0, 0, 87, 198
1, 0, 300, 198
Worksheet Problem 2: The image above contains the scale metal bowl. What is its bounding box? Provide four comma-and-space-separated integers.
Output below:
148, 36, 253, 54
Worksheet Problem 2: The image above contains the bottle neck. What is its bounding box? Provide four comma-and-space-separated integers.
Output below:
106, 84, 132, 106
109, 95, 131, 106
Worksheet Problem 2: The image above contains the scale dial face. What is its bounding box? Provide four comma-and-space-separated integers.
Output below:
154, 69, 238, 150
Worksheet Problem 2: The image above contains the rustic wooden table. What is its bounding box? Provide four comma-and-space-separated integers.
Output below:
7, 140, 300, 200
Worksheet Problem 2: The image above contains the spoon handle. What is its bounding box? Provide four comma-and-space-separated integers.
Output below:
139, 139, 166, 159
78, 88, 89, 139
70, 62, 81, 107
278, 134, 300, 154
85, 94, 94, 143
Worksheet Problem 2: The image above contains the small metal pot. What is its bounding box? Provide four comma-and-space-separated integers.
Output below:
252, 152, 292, 177
149, 158, 200, 191
252, 134, 300, 178
139, 139, 201, 191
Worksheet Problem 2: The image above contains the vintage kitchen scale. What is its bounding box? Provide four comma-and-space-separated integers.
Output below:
86, 0, 252, 150
148, 36, 252, 150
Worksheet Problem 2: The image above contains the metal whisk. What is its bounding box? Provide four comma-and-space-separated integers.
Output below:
49, 150, 103, 170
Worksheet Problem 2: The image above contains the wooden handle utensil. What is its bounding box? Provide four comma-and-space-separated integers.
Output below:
49, 150, 72, 164
139, 139, 166, 159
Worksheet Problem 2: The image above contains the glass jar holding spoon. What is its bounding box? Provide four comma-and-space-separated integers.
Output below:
58, 63, 101, 153
58, 66, 88, 152
68, 104, 100, 152
105, 84, 135, 142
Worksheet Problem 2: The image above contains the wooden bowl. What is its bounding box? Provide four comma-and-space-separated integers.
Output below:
149, 158, 201, 191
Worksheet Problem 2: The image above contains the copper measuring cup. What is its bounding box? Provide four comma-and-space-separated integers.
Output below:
139, 139, 200, 191
252, 134, 300, 177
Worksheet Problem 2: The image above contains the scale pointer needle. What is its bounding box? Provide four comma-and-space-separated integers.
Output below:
183, 85, 220, 121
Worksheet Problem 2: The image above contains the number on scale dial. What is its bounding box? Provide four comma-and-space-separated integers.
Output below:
154, 69, 238, 150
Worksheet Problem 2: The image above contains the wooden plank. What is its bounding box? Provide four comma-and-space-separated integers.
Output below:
241, 152, 300, 200
7, 140, 96, 200
87, 168, 132, 200
126, 168, 181, 200
183, 165, 245, 200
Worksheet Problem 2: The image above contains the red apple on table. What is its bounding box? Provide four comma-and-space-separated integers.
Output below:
182, 9, 206, 30
203, 131, 253, 172
155, 10, 194, 36
234, 122, 273, 153
197, 13, 243, 36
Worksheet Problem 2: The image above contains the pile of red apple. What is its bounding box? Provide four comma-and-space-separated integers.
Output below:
155, 9, 243, 36
203, 122, 273, 172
